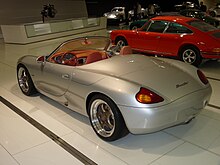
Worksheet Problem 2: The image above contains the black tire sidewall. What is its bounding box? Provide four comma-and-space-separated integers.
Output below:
115, 37, 128, 47
17, 65, 36, 96
179, 46, 202, 66
88, 94, 128, 141
210, 11, 216, 17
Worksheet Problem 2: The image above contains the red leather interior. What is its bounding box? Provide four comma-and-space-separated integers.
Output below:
119, 46, 133, 55
85, 52, 103, 64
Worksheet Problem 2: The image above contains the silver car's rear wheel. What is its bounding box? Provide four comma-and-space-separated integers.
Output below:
88, 94, 128, 141
90, 99, 115, 137
17, 65, 37, 96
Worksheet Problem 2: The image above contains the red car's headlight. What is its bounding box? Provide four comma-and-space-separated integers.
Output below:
197, 70, 209, 85
135, 87, 164, 104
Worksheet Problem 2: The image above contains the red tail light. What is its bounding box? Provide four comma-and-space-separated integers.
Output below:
135, 87, 164, 104
197, 70, 209, 85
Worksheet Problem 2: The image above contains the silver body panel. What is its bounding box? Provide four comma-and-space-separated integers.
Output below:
17, 36, 212, 134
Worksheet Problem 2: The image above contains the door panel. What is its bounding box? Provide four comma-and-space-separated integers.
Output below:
132, 31, 161, 52
157, 33, 182, 56
36, 62, 72, 98
131, 20, 168, 53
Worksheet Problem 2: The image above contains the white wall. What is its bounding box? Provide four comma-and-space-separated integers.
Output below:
0, 0, 87, 25
0, 0, 88, 38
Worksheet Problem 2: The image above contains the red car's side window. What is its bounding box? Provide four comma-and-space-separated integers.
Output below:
147, 21, 168, 33
165, 22, 193, 34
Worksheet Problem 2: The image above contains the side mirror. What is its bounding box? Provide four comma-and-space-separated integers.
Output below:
36, 56, 45, 63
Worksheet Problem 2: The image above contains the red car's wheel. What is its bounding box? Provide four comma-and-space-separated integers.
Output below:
179, 46, 202, 66
115, 37, 128, 50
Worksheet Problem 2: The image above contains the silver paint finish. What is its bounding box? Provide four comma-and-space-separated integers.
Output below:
17, 36, 212, 134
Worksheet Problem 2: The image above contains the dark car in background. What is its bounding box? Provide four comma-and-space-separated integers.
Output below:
130, 9, 220, 30
180, 9, 220, 27
208, 3, 220, 17
174, 1, 198, 11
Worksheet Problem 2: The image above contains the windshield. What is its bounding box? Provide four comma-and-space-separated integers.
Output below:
50, 36, 110, 57
187, 20, 217, 32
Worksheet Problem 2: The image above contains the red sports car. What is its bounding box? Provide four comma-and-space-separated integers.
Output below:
110, 16, 220, 66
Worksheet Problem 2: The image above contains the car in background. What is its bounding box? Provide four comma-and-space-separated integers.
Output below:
128, 8, 148, 20
17, 36, 211, 141
174, 1, 198, 11
129, 9, 220, 30
180, 9, 220, 27
103, 7, 126, 24
111, 16, 220, 66
208, 3, 220, 17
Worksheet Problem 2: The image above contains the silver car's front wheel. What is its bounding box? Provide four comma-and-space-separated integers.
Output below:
88, 94, 128, 141
17, 65, 37, 96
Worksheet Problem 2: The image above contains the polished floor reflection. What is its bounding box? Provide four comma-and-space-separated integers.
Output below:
0, 36, 220, 165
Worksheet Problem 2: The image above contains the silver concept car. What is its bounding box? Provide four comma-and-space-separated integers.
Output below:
17, 36, 212, 141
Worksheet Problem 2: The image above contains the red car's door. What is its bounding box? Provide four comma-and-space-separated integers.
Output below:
131, 20, 169, 54
156, 22, 193, 57
157, 33, 183, 56
131, 31, 161, 53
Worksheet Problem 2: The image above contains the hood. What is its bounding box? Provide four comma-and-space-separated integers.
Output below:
81, 55, 205, 101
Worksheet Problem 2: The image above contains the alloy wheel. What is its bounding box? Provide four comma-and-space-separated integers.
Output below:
90, 99, 115, 138
182, 49, 197, 64
18, 67, 30, 93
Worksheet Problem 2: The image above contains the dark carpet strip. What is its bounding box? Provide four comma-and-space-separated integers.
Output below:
208, 104, 220, 110
207, 77, 220, 82
0, 96, 97, 165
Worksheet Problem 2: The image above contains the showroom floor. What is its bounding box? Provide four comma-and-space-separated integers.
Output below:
0, 35, 220, 165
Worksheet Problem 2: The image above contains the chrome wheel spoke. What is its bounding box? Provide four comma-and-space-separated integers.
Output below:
117, 40, 125, 48
90, 99, 115, 137
183, 49, 196, 64
18, 68, 29, 93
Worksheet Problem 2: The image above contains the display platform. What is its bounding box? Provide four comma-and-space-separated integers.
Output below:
1, 17, 107, 44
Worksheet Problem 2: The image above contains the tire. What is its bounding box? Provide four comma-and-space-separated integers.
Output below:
179, 46, 202, 66
88, 94, 128, 141
210, 11, 216, 17
115, 37, 128, 50
17, 65, 37, 96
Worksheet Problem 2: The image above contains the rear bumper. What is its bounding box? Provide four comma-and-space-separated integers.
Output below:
118, 86, 212, 134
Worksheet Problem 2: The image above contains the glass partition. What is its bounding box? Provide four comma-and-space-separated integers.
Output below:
25, 17, 100, 38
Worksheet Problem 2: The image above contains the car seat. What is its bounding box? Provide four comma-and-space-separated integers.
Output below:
85, 51, 103, 64
119, 46, 133, 55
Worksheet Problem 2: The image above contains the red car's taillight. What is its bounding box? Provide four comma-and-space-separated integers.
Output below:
135, 87, 164, 104
197, 70, 209, 85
